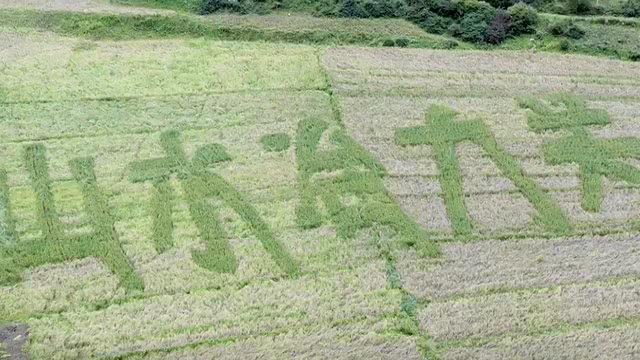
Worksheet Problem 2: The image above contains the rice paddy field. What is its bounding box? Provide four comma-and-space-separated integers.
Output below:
2, 1, 640, 359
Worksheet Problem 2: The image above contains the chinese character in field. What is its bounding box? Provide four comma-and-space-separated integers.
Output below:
0, 145, 143, 292
519, 93, 640, 212
129, 130, 299, 276
295, 118, 440, 257
395, 105, 571, 236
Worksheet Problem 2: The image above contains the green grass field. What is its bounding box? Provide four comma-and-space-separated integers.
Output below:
2, 1, 640, 359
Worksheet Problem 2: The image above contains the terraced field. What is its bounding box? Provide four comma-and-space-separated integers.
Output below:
1, 11, 640, 360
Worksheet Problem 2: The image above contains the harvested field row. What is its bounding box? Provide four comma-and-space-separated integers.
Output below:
323, 48, 640, 81
421, 279, 640, 341
0, 91, 331, 143
397, 234, 640, 300
443, 324, 640, 360
0, 0, 169, 14
0, 32, 325, 103
128, 331, 422, 360
23, 262, 398, 358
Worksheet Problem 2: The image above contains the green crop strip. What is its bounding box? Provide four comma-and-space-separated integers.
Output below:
395, 105, 572, 236
0, 145, 143, 292
260, 133, 291, 153
519, 93, 640, 213
295, 118, 440, 257
0, 170, 16, 245
129, 130, 300, 276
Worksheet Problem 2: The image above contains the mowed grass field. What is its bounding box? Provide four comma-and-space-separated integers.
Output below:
2, 6, 640, 360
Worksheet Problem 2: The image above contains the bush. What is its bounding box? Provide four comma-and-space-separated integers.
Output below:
340, 0, 368, 17
484, 0, 516, 9
459, 11, 492, 42
201, 0, 240, 14
314, 0, 340, 16
485, 9, 512, 43
200, 0, 270, 14
507, 2, 537, 35
547, 20, 585, 39
621, 0, 640, 17
418, 10, 453, 33
559, 38, 571, 51
567, 0, 593, 14
454, 0, 497, 18
428, 0, 463, 17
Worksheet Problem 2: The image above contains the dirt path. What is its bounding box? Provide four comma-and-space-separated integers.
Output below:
0, 324, 28, 360
0, 0, 173, 15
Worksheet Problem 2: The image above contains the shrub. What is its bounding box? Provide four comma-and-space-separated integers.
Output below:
485, 0, 517, 9
382, 38, 396, 46
443, 39, 459, 48
485, 9, 512, 43
459, 11, 492, 42
548, 20, 585, 39
395, 37, 411, 46
428, 0, 461, 17
200, 0, 270, 14
507, 2, 537, 35
448, 22, 464, 36
559, 38, 571, 51
340, 0, 368, 17
454, 0, 497, 18
567, 0, 593, 14
372, 0, 409, 17
313, 0, 339, 16
418, 10, 453, 33
621, 0, 640, 17
201, 0, 241, 14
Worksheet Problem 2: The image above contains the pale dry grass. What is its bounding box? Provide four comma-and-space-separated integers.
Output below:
396, 195, 451, 233
0, 0, 170, 14
444, 326, 640, 360
26, 262, 397, 358
464, 193, 536, 232
136, 329, 422, 360
397, 234, 640, 300
421, 280, 640, 340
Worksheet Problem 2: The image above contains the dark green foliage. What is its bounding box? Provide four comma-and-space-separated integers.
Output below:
395, 105, 572, 236
459, 11, 492, 42
0, 170, 16, 245
485, 9, 512, 43
567, 0, 593, 14
519, 93, 640, 213
547, 20, 585, 39
340, 0, 368, 17
484, 0, 516, 9
261, 133, 291, 152
130, 130, 300, 276
507, 2, 537, 35
0, 146, 144, 292
419, 10, 453, 34
559, 38, 571, 51
455, 0, 497, 19
395, 37, 411, 46
622, 0, 640, 17
295, 118, 440, 257
362, 0, 409, 17
200, 0, 271, 15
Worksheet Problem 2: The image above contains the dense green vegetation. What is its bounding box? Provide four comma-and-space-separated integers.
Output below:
0, 9, 459, 48
519, 94, 640, 213
395, 105, 571, 236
